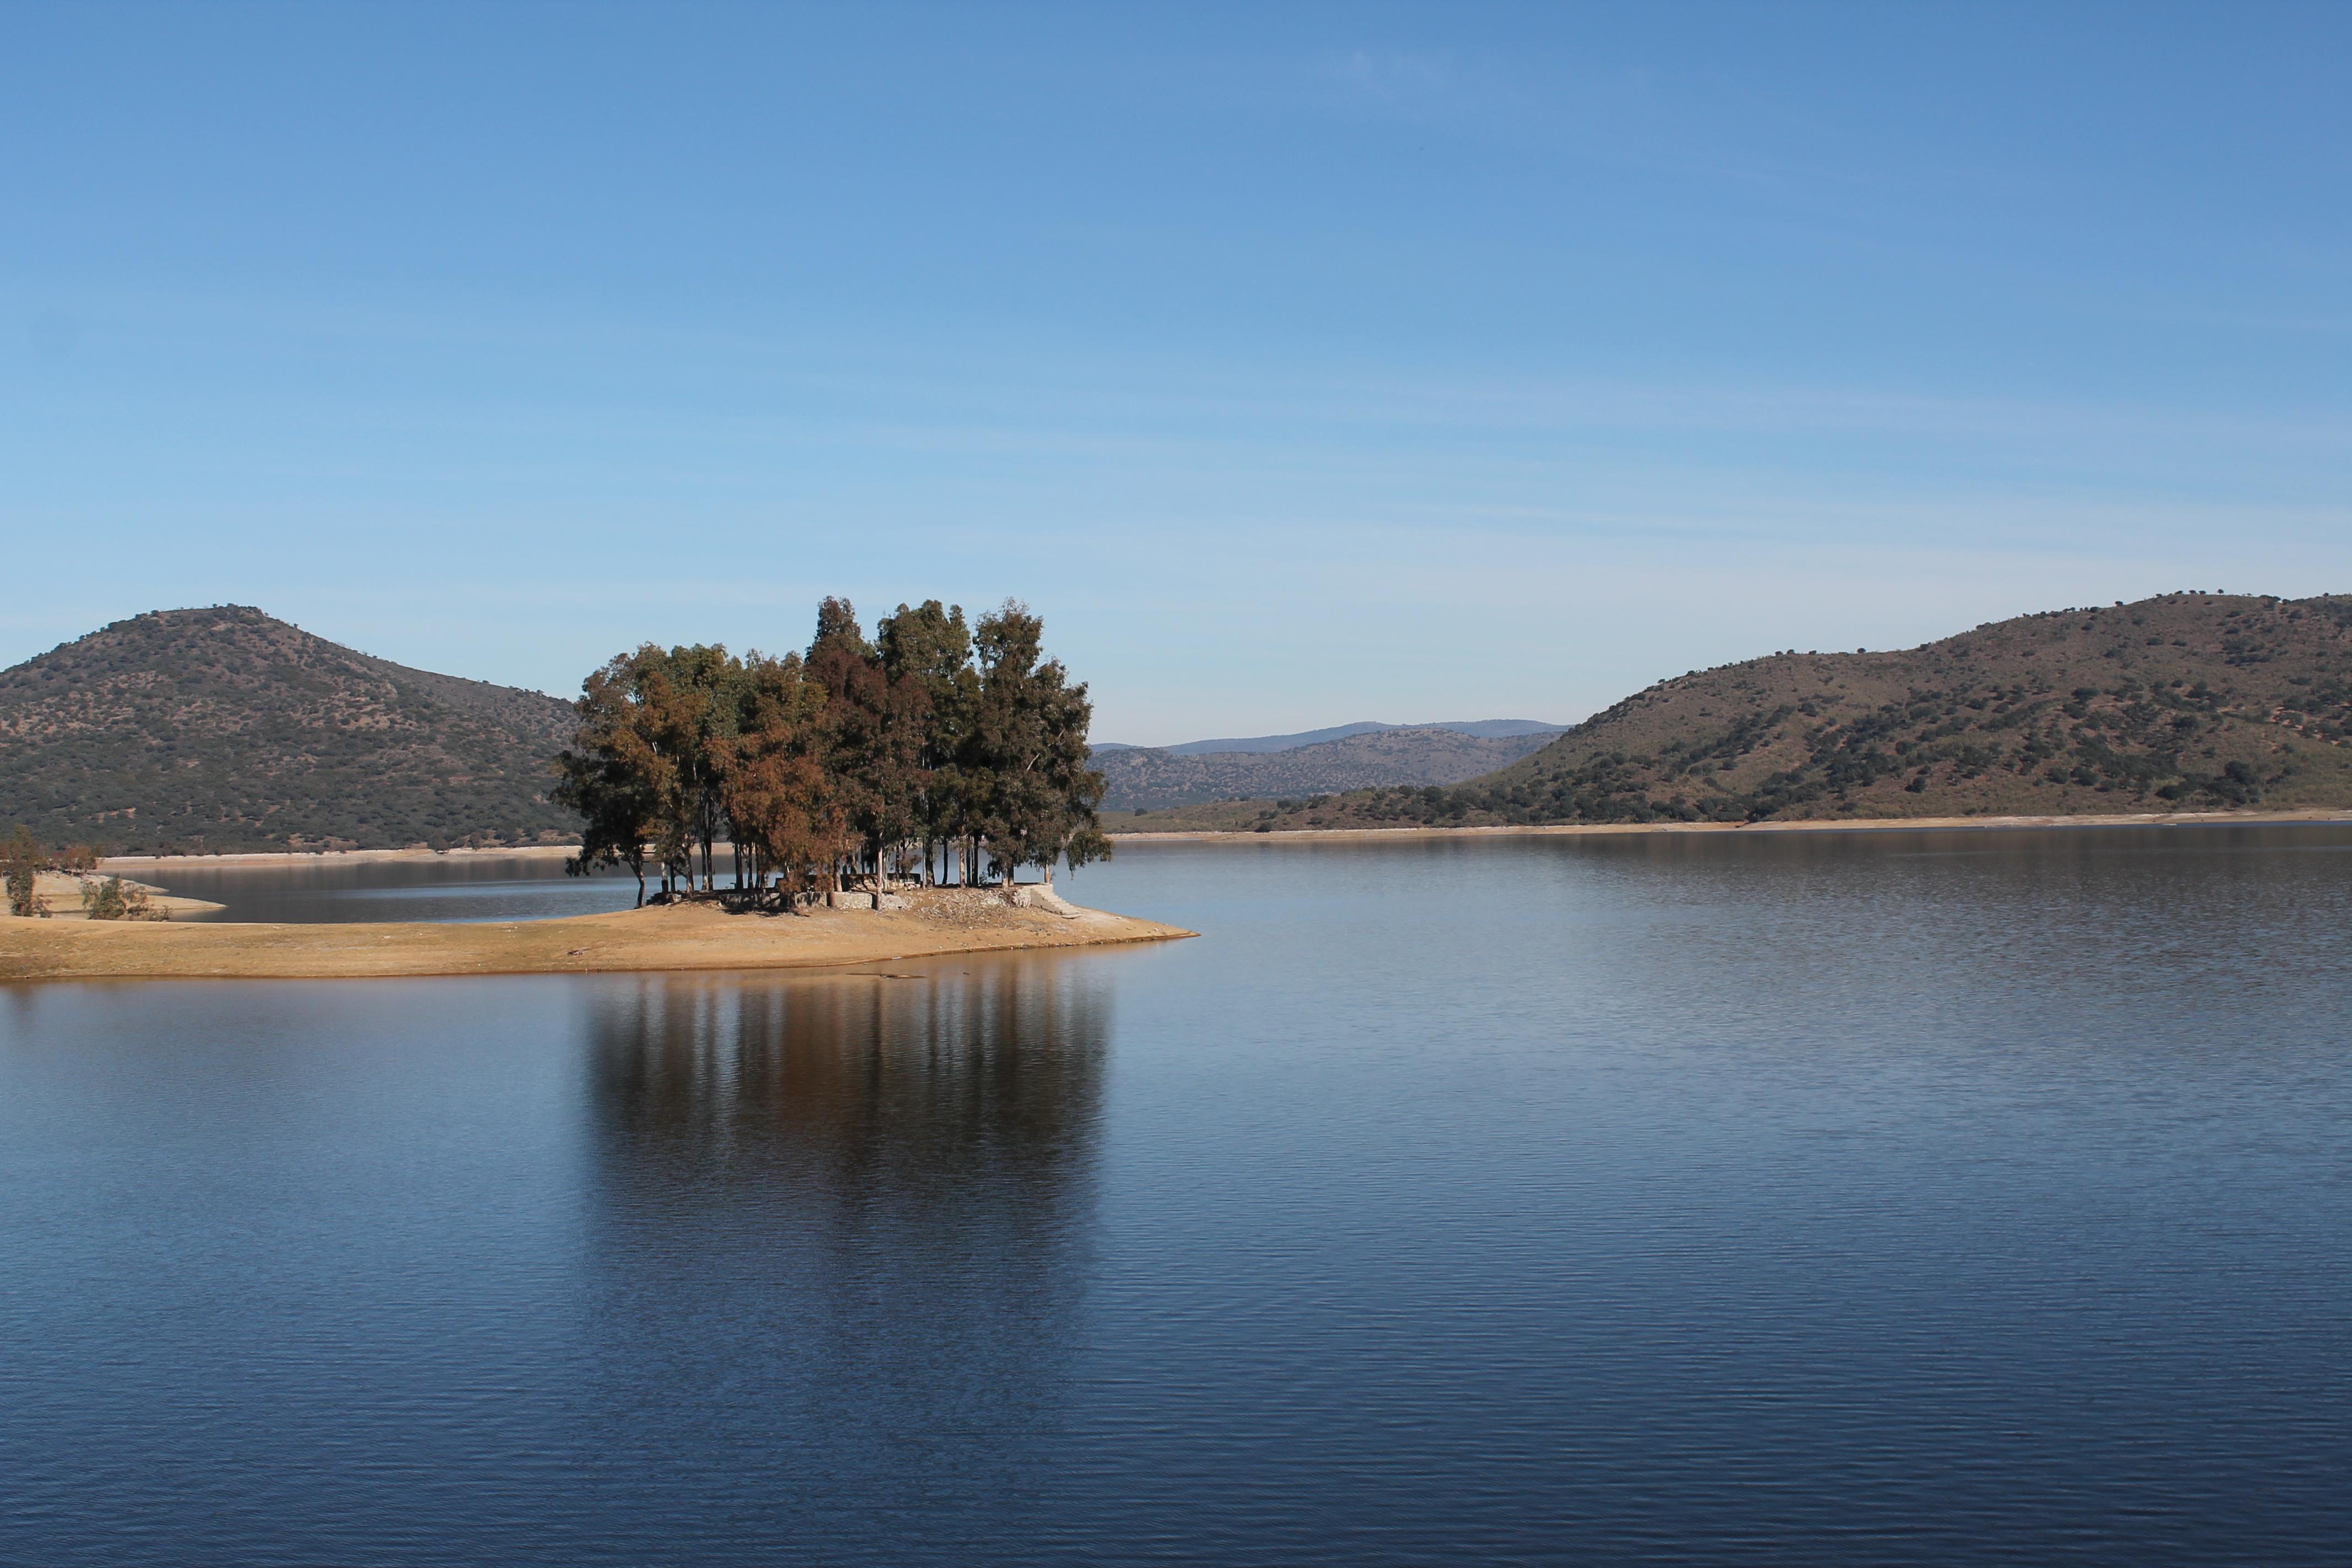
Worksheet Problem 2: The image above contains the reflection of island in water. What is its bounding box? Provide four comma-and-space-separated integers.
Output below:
574, 955, 1113, 1493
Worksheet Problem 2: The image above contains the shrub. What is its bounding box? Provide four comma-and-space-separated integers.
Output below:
79, 876, 164, 921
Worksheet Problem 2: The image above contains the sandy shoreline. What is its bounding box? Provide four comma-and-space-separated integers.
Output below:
0, 889, 1193, 983
1, 871, 226, 921
1106, 807, 2352, 844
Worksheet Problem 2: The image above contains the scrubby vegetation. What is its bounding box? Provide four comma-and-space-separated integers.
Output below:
76, 874, 161, 921
13, 592, 2345, 854
0, 607, 577, 851
1, 826, 165, 920
1122, 593, 2352, 832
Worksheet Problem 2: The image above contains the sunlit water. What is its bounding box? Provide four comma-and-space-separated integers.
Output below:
6, 826, 2352, 1565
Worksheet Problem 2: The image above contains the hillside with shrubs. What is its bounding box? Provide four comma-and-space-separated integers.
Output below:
0, 607, 577, 852
1121, 592, 2352, 832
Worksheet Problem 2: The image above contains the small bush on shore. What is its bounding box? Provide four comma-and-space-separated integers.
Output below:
79, 875, 165, 921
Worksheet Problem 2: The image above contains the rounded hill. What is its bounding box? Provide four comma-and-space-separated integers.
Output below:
0, 607, 577, 852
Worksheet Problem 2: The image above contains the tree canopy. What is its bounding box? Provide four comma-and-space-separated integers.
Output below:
554, 600, 1108, 904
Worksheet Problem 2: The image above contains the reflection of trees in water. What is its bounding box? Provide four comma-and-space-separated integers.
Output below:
589, 955, 1109, 1220
573, 956, 1112, 1495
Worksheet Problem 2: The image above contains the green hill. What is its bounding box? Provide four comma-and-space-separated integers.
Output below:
1119, 592, 2352, 832
0, 607, 578, 852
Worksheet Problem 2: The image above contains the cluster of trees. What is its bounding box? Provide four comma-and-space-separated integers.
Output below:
555, 598, 1110, 906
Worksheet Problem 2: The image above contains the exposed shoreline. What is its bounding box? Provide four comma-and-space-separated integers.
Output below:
89, 805, 2352, 872
0, 889, 1193, 983
1104, 807, 2352, 843
3, 871, 226, 921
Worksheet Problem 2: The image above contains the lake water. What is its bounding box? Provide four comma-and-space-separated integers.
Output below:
126, 851, 650, 924
5, 826, 2352, 1565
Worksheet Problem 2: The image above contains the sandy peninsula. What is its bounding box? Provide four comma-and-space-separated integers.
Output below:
0, 886, 1192, 983
3, 870, 226, 921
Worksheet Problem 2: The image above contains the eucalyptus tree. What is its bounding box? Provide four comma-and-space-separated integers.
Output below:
969, 601, 1109, 886
711, 650, 839, 895
878, 600, 978, 884
808, 599, 932, 887
553, 652, 671, 905
556, 643, 741, 900
558, 595, 1107, 905
647, 643, 744, 891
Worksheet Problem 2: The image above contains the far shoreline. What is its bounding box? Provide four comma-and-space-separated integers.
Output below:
1103, 807, 2352, 844
89, 806, 2352, 870
101, 843, 582, 870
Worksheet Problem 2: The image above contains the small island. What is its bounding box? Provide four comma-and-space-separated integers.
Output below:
1, 599, 1193, 983
0, 884, 1190, 982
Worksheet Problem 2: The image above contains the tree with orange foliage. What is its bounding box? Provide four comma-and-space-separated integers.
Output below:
712, 651, 842, 899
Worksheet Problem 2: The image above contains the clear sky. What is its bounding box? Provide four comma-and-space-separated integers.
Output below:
4, 3, 2347, 743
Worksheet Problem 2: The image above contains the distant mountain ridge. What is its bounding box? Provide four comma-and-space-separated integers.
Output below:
1118, 593, 2352, 832
26, 595, 2347, 850
0, 611, 1573, 845
0, 607, 578, 851
1094, 718, 1565, 755
1096, 726, 1560, 811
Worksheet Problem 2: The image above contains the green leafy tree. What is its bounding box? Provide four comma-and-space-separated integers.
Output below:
808, 600, 931, 888
646, 643, 744, 891
4, 825, 50, 918
553, 658, 668, 906
879, 600, 979, 885
79, 875, 161, 921
969, 601, 1109, 886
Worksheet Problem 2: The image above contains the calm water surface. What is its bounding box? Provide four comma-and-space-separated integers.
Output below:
5, 826, 2352, 1565
136, 852, 645, 923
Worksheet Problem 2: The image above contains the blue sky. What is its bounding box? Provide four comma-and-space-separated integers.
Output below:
4, 3, 2347, 743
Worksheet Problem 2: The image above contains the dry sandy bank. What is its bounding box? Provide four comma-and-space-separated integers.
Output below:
0, 888, 1192, 983
0, 872, 225, 921
1108, 807, 2352, 844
